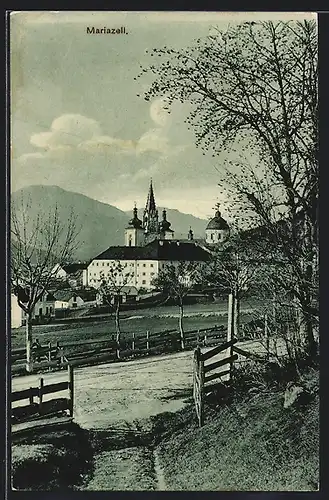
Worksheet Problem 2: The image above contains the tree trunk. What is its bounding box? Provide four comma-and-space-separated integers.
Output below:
115, 297, 121, 359
178, 301, 185, 350
25, 313, 33, 372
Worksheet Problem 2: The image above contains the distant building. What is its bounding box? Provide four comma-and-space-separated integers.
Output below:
84, 181, 229, 291
86, 239, 212, 290
52, 262, 90, 287
205, 205, 230, 245
11, 294, 25, 328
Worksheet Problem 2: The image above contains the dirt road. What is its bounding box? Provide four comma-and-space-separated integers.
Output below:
12, 339, 284, 430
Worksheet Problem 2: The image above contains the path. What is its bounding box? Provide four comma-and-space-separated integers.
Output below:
12, 338, 285, 429
11, 338, 285, 490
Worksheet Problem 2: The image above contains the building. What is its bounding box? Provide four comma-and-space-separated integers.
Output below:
52, 262, 90, 287
86, 238, 212, 289
84, 181, 229, 291
11, 294, 25, 328
205, 204, 230, 245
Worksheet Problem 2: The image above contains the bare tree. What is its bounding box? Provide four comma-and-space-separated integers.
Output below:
97, 261, 134, 358
11, 195, 80, 372
152, 261, 202, 350
139, 19, 318, 356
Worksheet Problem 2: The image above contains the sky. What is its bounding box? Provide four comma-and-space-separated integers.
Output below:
10, 11, 316, 218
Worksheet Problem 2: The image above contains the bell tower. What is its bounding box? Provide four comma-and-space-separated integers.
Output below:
125, 204, 144, 247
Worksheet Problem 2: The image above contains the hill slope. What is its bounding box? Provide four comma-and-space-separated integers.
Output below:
11, 186, 207, 261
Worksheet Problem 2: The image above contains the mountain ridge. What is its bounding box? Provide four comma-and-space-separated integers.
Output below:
11, 185, 208, 261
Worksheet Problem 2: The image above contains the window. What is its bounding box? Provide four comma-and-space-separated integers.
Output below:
107, 263, 109, 266
142, 272, 146, 276
143, 263, 146, 267
150, 263, 154, 268
150, 272, 154, 276
210, 233, 214, 241
96, 262, 98, 266
142, 280, 146, 285
218, 233, 221, 240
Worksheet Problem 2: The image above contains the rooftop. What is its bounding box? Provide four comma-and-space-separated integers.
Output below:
93, 239, 212, 262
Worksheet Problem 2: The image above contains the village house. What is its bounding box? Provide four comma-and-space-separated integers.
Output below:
52, 262, 90, 288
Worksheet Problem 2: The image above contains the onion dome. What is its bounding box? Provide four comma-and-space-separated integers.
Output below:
127, 206, 143, 229
206, 209, 229, 230
159, 209, 172, 232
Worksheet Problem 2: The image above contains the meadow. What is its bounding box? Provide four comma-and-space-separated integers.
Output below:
11, 299, 263, 351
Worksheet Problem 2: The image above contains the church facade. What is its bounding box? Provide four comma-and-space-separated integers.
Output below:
83, 181, 230, 290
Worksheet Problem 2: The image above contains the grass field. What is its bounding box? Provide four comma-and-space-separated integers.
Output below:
11, 299, 263, 351
155, 367, 319, 491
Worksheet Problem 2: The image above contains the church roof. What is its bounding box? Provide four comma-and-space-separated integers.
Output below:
126, 206, 143, 229
145, 180, 157, 213
93, 239, 212, 262
206, 210, 229, 230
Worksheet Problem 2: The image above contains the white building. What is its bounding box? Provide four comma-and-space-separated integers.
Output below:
86, 239, 212, 290
11, 294, 25, 328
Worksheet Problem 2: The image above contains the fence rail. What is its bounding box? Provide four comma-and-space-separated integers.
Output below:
11, 365, 74, 423
11, 325, 227, 373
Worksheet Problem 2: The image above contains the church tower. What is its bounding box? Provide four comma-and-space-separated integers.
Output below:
205, 204, 230, 245
143, 180, 159, 243
159, 209, 174, 240
125, 204, 144, 247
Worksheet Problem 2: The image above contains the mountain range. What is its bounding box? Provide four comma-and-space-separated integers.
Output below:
11, 185, 209, 261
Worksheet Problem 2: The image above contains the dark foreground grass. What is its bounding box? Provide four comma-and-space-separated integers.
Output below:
154, 367, 319, 491
12, 422, 94, 490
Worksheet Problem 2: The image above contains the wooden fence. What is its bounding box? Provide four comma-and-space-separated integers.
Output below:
192, 294, 269, 427
11, 324, 227, 374
193, 340, 238, 427
11, 365, 74, 423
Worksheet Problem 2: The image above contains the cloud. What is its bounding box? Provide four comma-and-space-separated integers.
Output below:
27, 105, 180, 158
30, 114, 102, 150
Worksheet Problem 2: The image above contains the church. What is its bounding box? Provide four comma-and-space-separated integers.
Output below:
83, 181, 230, 290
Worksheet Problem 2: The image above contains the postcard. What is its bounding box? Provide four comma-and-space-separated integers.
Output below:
9, 10, 319, 492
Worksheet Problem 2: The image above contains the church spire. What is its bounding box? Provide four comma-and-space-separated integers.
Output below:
145, 179, 156, 213
143, 179, 159, 236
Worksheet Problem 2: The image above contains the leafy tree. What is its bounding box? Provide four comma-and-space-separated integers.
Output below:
139, 19, 318, 356
203, 232, 262, 339
152, 261, 202, 349
98, 261, 134, 357
11, 195, 80, 372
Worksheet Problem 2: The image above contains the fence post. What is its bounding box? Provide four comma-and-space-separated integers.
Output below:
68, 364, 74, 417
48, 341, 52, 371
146, 330, 150, 352
132, 332, 135, 353
199, 349, 205, 427
204, 333, 207, 347
29, 387, 34, 405
38, 377, 44, 415
223, 293, 234, 382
